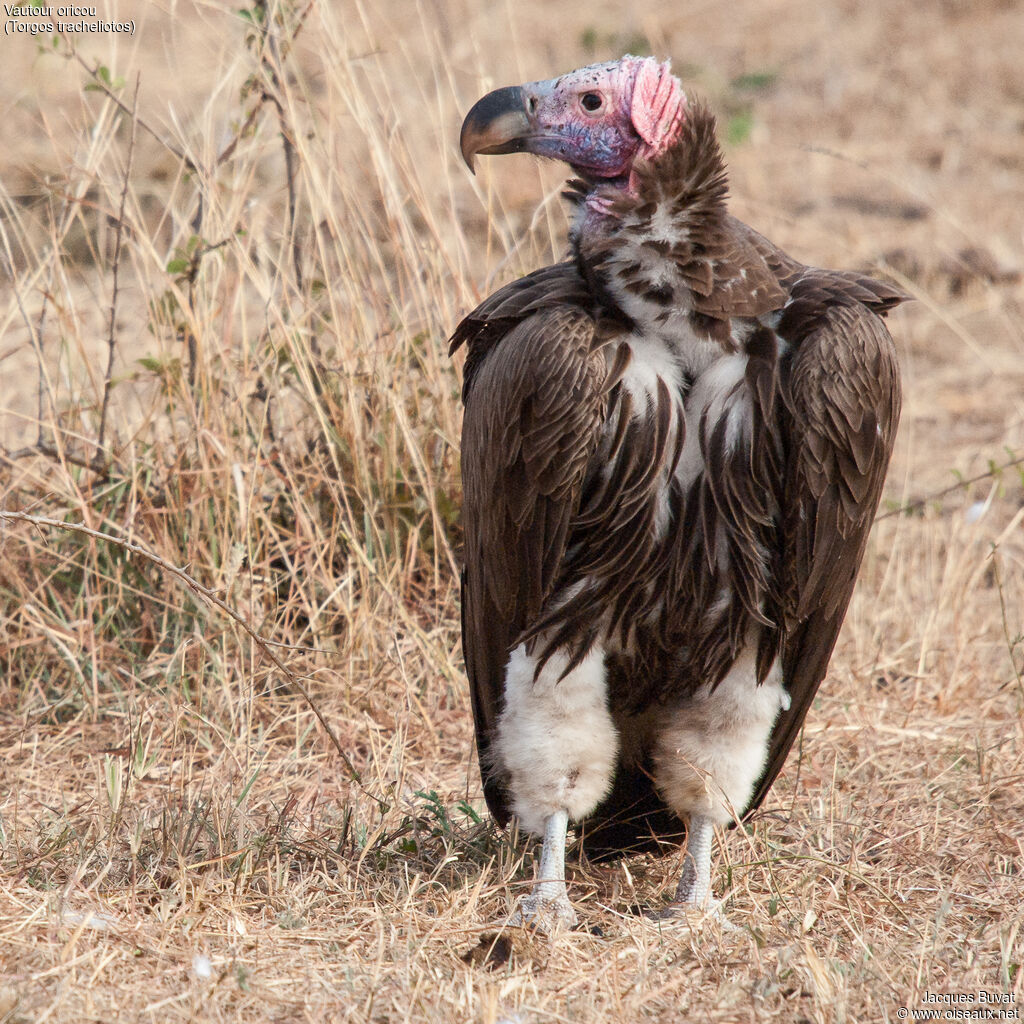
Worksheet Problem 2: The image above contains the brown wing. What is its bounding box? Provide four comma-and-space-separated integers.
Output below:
456, 302, 618, 825
743, 276, 902, 817
451, 262, 595, 399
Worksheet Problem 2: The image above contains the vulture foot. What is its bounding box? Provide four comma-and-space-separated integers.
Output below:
508, 809, 578, 933
508, 891, 578, 933
645, 895, 738, 931
675, 851, 711, 906
645, 814, 737, 929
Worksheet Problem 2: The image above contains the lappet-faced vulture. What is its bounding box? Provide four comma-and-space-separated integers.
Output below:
451, 56, 903, 928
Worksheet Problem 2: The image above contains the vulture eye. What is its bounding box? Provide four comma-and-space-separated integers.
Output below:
580, 92, 603, 113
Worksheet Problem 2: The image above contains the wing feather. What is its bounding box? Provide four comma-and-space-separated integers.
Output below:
744, 288, 902, 817
458, 303, 617, 824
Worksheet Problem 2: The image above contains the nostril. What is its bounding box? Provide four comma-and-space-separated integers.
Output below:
527, 95, 538, 115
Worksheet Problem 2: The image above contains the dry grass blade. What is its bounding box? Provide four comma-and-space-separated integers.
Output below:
0, 508, 359, 783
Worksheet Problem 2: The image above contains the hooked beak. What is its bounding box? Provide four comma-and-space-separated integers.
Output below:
459, 85, 532, 173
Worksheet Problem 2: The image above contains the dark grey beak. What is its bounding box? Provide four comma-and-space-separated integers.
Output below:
459, 85, 532, 173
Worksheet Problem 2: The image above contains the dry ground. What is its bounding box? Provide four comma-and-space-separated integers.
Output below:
1, 1, 1022, 1021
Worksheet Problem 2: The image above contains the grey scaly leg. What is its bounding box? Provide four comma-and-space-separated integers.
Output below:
509, 809, 577, 931
676, 813, 714, 906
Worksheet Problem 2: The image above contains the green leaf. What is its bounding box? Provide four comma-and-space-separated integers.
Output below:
726, 110, 754, 146
579, 27, 598, 53
87, 64, 125, 93
731, 70, 779, 93
457, 801, 482, 825
166, 258, 189, 275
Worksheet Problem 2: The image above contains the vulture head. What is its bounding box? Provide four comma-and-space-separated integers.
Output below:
460, 56, 686, 190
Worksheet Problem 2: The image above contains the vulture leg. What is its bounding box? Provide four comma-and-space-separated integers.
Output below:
651, 647, 788, 921
653, 815, 736, 928
675, 813, 714, 906
508, 808, 577, 931
494, 642, 617, 931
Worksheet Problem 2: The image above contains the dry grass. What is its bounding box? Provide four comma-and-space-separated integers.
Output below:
1, 1, 1022, 1021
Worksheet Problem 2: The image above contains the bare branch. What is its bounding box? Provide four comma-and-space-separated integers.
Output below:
876, 453, 1024, 521
214, 100, 266, 168
263, 9, 304, 292
1, 440, 113, 477
74, 52, 193, 169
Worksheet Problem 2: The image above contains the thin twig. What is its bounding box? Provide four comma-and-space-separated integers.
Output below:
263, 8, 304, 292
876, 453, 1024, 521
214, 101, 266, 168
1, 440, 113, 477
97, 74, 140, 457
74, 53, 192, 169
217, 0, 314, 174
0, 509, 361, 784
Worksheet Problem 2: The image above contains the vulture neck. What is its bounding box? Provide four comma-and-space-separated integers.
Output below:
568, 105, 739, 373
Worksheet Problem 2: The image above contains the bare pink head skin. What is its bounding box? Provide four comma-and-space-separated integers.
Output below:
460, 56, 686, 197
